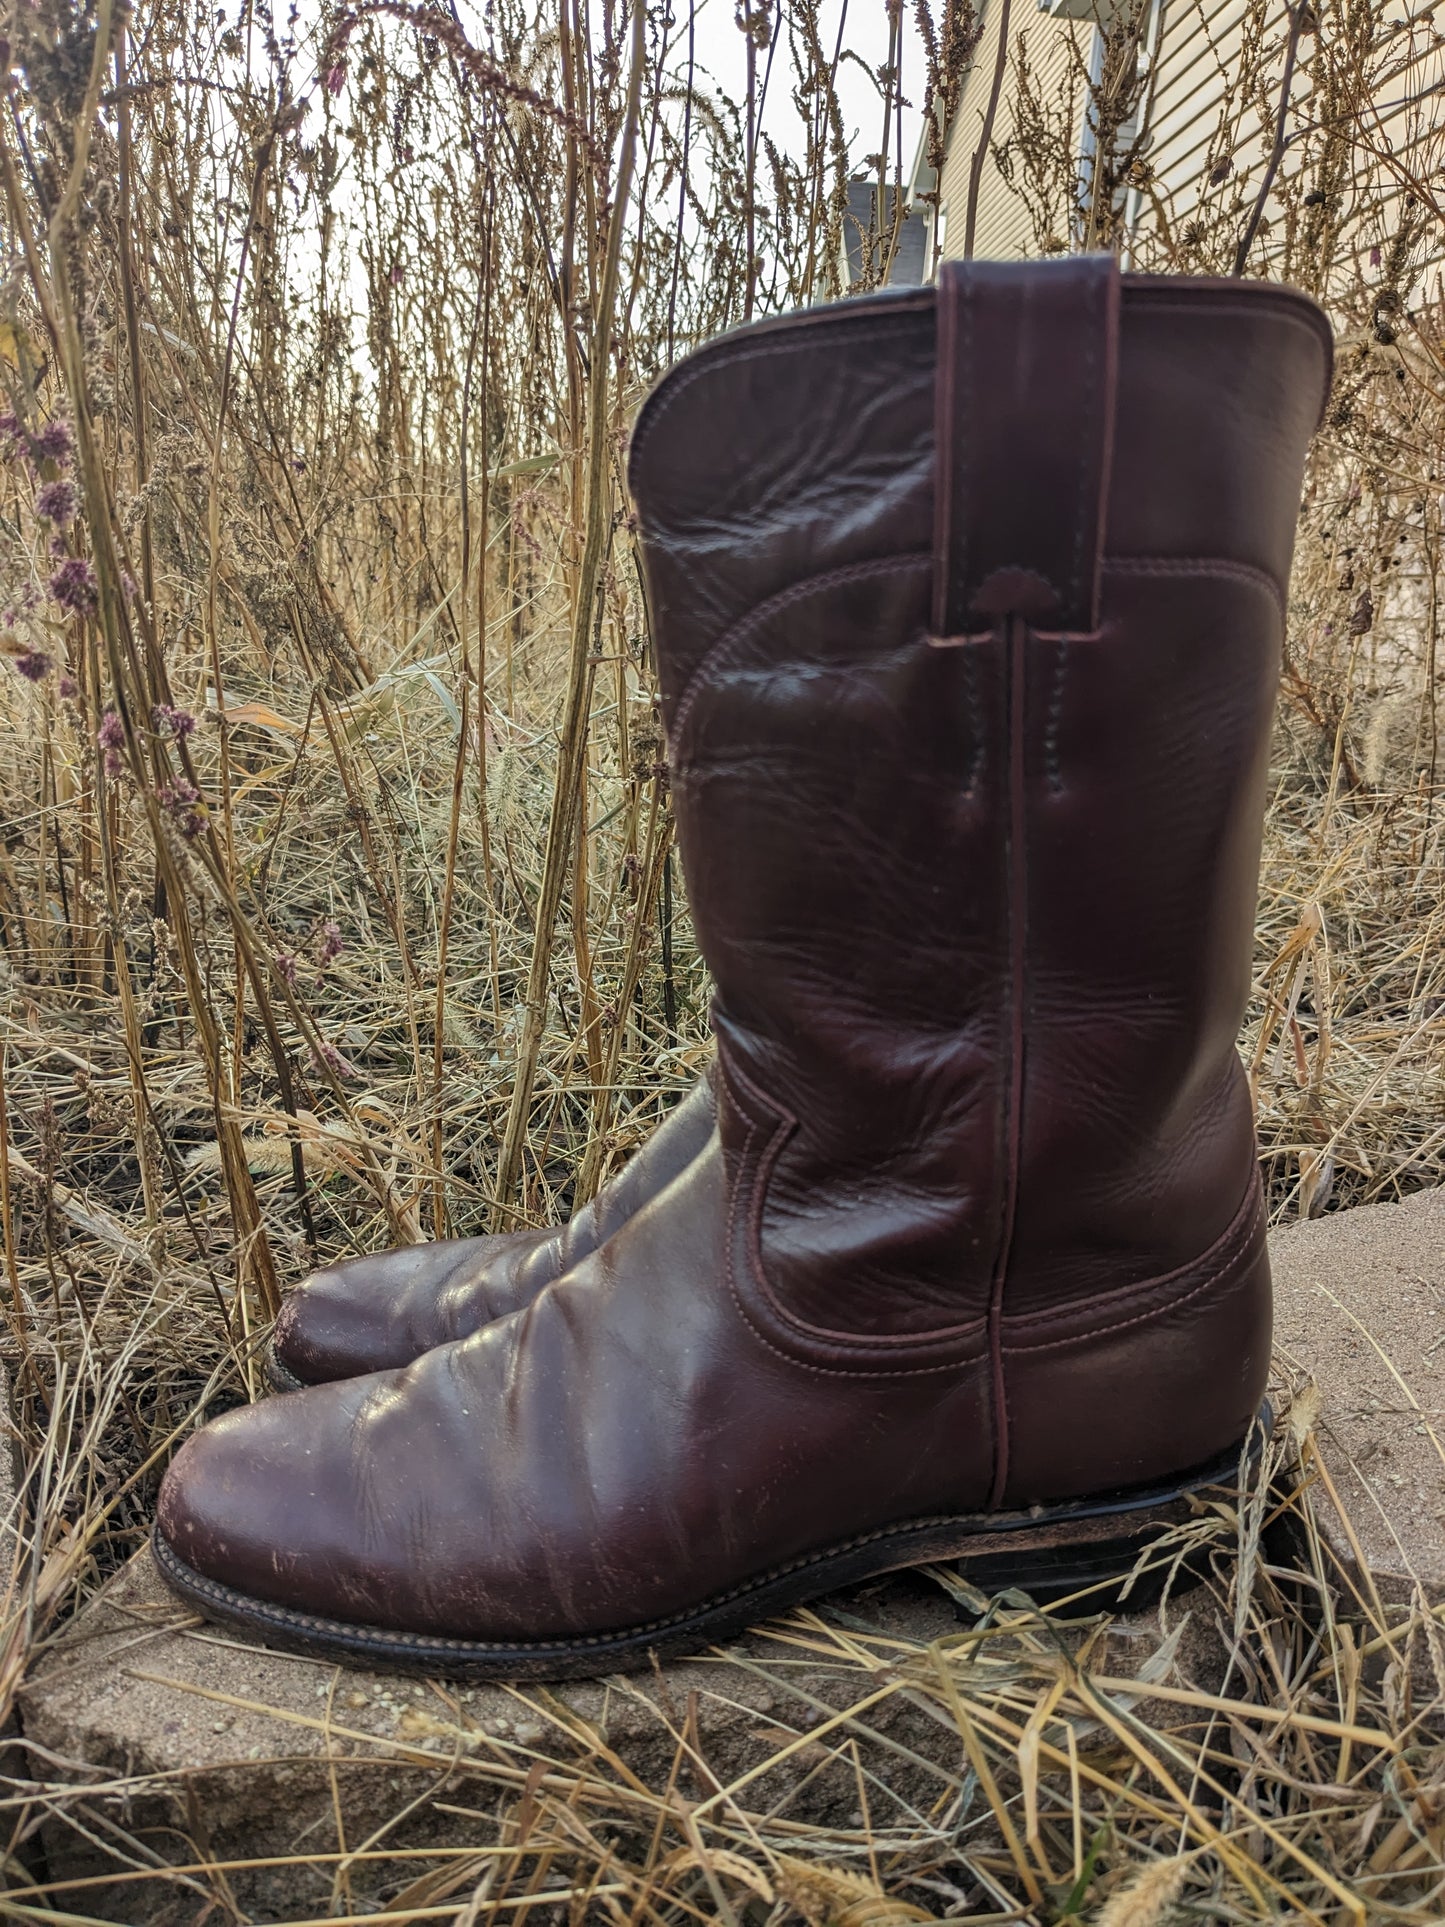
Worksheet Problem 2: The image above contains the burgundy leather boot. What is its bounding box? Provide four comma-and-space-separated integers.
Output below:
265, 1073, 713, 1389
155, 258, 1331, 1679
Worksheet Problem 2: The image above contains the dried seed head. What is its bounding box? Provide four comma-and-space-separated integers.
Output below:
35, 478, 79, 526
49, 555, 97, 615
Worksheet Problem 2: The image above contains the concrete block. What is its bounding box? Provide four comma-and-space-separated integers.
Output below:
1272, 1186, 1445, 1607
17, 1548, 1223, 1919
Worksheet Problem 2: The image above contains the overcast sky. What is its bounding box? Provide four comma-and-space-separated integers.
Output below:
675, 0, 925, 178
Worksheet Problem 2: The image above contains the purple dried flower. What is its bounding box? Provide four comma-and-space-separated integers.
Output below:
158, 777, 204, 837
389, 261, 405, 286
36, 478, 79, 527
316, 918, 343, 967
32, 418, 74, 466
273, 950, 299, 989
97, 708, 125, 775
58, 672, 78, 699
120, 571, 138, 603
152, 702, 196, 741
1370, 245, 1382, 268
49, 556, 97, 615
325, 61, 346, 94
311, 1038, 356, 1079
13, 649, 50, 682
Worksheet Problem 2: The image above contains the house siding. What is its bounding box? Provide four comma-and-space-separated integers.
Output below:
937, 0, 1089, 261
935, 0, 1444, 280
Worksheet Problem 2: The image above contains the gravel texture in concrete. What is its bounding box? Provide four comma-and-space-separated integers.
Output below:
1272, 1186, 1445, 1603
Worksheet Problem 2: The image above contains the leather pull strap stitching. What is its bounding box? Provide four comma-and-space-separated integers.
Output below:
931, 254, 1121, 640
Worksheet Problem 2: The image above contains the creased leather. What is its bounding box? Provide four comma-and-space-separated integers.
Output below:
157, 266, 1332, 1646
270, 1072, 716, 1384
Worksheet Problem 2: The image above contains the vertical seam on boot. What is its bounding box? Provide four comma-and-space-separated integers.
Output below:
1043, 638, 1067, 796
986, 615, 1031, 1508
963, 642, 984, 797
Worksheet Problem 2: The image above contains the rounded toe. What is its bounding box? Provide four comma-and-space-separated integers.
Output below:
157, 1396, 311, 1603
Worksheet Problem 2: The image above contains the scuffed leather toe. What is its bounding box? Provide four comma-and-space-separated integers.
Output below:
157, 1370, 457, 1633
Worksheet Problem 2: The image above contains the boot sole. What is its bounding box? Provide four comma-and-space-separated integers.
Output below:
150, 1413, 1264, 1681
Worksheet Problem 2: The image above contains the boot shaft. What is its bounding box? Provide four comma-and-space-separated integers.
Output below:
628, 260, 1331, 1344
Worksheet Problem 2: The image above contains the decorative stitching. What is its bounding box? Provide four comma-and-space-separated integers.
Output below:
958, 271, 973, 621
1123, 293, 1331, 344
1068, 265, 1101, 620
1004, 1173, 1262, 1335
963, 638, 985, 798
985, 615, 1031, 1509
1107, 554, 1286, 621
630, 286, 1327, 489
931, 276, 955, 637
718, 1051, 989, 1369
1002, 1188, 1265, 1356
1043, 635, 1069, 798
667, 554, 932, 754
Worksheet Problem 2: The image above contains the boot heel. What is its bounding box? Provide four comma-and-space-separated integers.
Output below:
948, 1405, 1272, 1620
951, 1530, 1208, 1618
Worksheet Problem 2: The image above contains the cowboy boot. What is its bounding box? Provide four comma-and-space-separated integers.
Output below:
155, 257, 1331, 1678
266, 1071, 715, 1389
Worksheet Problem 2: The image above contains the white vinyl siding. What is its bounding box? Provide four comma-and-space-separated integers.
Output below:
938, 1, 1090, 261
936, 0, 1445, 286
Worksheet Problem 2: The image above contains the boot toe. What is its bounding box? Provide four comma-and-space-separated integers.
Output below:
156, 1375, 428, 1629
158, 1388, 346, 1613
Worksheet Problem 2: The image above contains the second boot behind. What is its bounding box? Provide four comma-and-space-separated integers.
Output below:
266, 1071, 714, 1388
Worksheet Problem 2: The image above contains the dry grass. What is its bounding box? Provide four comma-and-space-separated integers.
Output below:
0, 0, 1442, 1917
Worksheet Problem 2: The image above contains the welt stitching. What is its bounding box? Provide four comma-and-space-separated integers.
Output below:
155, 1501, 1005, 1654
1003, 1189, 1265, 1355
668, 553, 932, 754
630, 321, 924, 468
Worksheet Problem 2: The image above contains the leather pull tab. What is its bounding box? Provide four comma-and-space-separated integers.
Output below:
932, 254, 1120, 638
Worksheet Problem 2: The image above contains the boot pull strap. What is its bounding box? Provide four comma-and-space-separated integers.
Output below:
931, 254, 1120, 639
